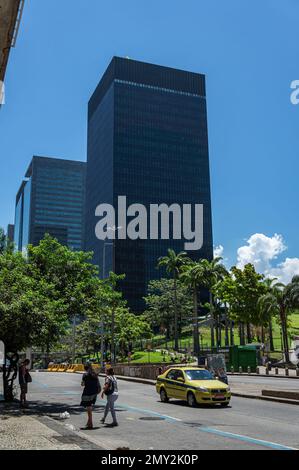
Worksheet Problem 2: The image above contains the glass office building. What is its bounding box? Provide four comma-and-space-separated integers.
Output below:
85, 57, 213, 312
14, 156, 86, 252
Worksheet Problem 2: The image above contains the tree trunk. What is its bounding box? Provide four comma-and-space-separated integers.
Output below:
224, 309, 229, 347
193, 290, 200, 358
261, 326, 265, 344
230, 321, 234, 346
210, 293, 215, 348
246, 323, 252, 343
217, 315, 222, 348
269, 320, 274, 352
3, 352, 19, 402
280, 306, 290, 363
239, 323, 245, 345
174, 276, 179, 351
111, 306, 115, 364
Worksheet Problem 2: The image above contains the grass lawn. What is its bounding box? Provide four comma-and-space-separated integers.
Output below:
125, 351, 174, 364
153, 313, 299, 351
81, 350, 184, 365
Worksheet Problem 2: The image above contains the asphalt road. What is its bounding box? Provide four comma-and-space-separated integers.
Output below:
20, 372, 299, 451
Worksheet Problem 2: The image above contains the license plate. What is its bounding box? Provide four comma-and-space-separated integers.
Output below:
214, 394, 225, 399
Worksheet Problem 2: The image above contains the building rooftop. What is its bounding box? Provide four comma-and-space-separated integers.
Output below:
25, 155, 86, 178
0, 0, 24, 82
88, 56, 206, 120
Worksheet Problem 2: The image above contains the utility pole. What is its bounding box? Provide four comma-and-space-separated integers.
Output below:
102, 226, 122, 366
72, 315, 76, 364
100, 320, 104, 371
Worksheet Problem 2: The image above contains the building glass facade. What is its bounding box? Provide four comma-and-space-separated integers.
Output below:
85, 57, 213, 312
14, 156, 86, 252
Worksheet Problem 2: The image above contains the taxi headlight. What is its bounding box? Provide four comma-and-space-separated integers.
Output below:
197, 387, 208, 392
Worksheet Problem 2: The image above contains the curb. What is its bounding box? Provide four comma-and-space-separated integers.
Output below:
227, 372, 299, 380
230, 392, 299, 406
37, 415, 110, 450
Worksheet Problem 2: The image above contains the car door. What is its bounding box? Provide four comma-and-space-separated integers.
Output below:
165, 369, 177, 398
173, 370, 186, 400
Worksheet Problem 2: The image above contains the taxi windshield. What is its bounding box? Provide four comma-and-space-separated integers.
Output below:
185, 370, 213, 381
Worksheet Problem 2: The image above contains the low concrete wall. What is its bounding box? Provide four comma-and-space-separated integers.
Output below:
112, 364, 170, 380
262, 390, 299, 401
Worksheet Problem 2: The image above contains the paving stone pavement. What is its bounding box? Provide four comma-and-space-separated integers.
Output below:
0, 412, 81, 450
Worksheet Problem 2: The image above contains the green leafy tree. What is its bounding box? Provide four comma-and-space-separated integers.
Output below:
144, 278, 193, 342
181, 257, 227, 352
157, 249, 189, 350
115, 308, 152, 357
77, 273, 152, 361
0, 250, 68, 400
215, 264, 266, 345
0, 235, 107, 401
0, 228, 6, 254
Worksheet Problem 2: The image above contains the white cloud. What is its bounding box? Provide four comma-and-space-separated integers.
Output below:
235, 233, 299, 284
214, 245, 224, 258
268, 258, 299, 285
237, 233, 286, 273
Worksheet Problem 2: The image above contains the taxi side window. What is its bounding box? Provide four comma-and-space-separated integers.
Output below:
166, 370, 177, 380
176, 370, 184, 381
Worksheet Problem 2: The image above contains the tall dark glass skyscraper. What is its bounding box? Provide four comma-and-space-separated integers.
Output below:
85, 57, 213, 312
14, 156, 86, 252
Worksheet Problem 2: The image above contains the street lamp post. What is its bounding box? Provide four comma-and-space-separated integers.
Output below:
100, 320, 104, 371
72, 315, 77, 364
101, 226, 122, 366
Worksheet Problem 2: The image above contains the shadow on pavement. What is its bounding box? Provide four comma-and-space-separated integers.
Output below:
0, 401, 127, 420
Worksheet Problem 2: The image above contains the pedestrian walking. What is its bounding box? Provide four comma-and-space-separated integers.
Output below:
19, 359, 32, 408
80, 364, 101, 430
217, 367, 228, 385
101, 368, 119, 427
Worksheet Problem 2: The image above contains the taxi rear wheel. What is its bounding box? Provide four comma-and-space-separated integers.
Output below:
187, 392, 197, 407
160, 388, 169, 403
220, 402, 230, 407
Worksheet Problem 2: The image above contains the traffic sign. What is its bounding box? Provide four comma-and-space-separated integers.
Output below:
0, 341, 4, 365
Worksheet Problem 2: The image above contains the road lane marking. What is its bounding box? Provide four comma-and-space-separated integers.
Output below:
110, 402, 298, 451
197, 427, 298, 451
30, 380, 298, 450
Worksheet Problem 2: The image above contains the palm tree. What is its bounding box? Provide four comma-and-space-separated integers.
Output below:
181, 263, 206, 356
157, 249, 189, 351
181, 257, 228, 354
261, 277, 278, 351
258, 276, 299, 363
198, 258, 228, 348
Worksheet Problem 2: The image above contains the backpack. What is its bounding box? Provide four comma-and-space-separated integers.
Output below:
104, 377, 115, 396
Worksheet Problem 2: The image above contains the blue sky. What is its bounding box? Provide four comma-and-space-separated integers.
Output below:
0, 0, 298, 277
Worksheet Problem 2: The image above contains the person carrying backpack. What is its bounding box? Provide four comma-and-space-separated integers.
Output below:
100, 368, 119, 427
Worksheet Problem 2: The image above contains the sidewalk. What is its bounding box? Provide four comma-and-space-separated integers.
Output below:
229, 366, 299, 378
0, 405, 106, 450
0, 412, 80, 450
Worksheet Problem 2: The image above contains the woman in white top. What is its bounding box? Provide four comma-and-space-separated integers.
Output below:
100, 368, 119, 427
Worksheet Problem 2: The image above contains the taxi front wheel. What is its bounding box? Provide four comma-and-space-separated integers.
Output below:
160, 388, 169, 403
187, 392, 197, 407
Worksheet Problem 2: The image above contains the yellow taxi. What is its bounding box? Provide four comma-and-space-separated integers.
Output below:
156, 367, 231, 407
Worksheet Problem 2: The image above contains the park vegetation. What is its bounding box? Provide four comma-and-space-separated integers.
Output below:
1, 229, 298, 401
